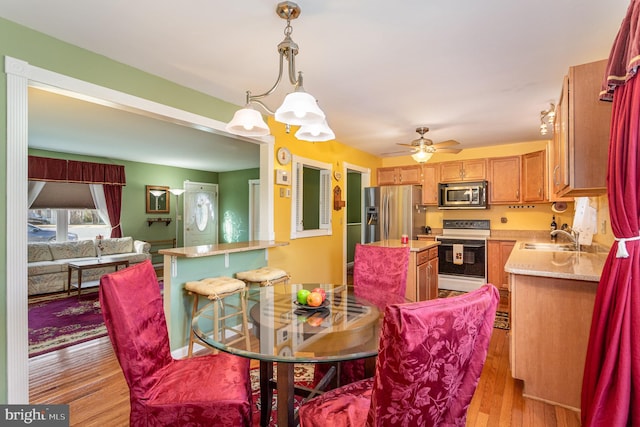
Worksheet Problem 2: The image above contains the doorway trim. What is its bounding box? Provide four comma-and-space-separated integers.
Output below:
341, 162, 371, 285
4, 55, 275, 402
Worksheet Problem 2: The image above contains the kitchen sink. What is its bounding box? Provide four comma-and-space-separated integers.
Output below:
520, 242, 608, 254
521, 242, 576, 251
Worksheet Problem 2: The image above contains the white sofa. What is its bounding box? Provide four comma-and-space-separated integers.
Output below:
27, 237, 151, 295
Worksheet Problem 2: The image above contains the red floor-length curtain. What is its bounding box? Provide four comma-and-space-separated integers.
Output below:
581, 1, 640, 425
103, 184, 123, 238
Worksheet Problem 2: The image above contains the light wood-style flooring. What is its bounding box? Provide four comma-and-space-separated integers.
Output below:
29, 321, 581, 426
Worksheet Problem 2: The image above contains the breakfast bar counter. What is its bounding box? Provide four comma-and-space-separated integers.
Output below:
159, 240, 289, 354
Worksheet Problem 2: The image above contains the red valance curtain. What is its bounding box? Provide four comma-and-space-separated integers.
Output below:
28, 156, 126, 238
581, 1, 640, 425
28, 156, 126, 185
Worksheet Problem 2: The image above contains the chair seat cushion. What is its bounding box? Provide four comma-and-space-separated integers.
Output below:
142, 353, 253, 426
185, 277, 245, 298
235, 267, 288, 282
298, 378, 373, 427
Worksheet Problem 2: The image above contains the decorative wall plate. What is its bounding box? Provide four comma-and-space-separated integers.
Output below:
277, 147, 292, 165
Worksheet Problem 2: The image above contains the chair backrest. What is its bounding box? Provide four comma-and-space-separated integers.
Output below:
353, 244, 410, 297
367, 284, 499, 426
99, 260, 172, 397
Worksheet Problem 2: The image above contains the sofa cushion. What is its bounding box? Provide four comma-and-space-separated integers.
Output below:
100, 237, 133, 255
28, 243, 53, 262
49, 240, 96, 260
28, 261, 66, 276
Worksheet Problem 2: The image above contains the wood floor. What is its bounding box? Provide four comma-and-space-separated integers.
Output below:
28, 291, 581, 426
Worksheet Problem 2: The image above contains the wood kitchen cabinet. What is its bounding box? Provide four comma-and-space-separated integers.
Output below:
522, 150, 546, 202
377, 165, 422, 186
406, 246, 438, 302
488, 156, 521, 204
510, 273, 596, 410
439, 159, 486, 182
550, 59, 611, 198
420, 164, 439, 205
487, 240, 515, 291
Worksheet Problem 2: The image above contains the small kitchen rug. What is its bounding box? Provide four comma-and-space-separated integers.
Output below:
438, 289, 510, 330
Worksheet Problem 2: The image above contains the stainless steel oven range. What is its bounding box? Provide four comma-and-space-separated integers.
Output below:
435, 219, 490, 292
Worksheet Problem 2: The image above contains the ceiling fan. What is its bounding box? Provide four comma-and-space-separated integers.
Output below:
385, 127, 461, 162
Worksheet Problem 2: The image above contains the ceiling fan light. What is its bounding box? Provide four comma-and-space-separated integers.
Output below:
412, 149, 433, 163
275, 91, 325, 126
225, 107, 270, 137
295, 120, 335, 142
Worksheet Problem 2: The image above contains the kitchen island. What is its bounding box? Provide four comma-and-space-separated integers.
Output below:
365, 239, 440, 301
505, 241, 608, 412
159, 240, 288, 355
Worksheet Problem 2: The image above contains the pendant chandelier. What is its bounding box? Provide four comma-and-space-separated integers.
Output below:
225, 2, 334, 142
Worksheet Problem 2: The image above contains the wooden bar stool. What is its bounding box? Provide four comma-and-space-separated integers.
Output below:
185, 276, 251, 357
235, 267, 290, 301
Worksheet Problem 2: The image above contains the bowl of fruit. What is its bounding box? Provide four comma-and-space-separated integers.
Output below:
294, 288, 329, 311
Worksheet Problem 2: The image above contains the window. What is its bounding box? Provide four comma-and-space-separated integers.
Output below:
290, 156, 332, 239
28, 208, 110, 242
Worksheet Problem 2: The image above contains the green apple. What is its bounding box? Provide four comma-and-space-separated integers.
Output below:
297, 289, 311, 305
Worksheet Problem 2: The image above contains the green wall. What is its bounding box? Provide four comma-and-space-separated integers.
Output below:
218, 168, 260, 242
0, 16, 243, 402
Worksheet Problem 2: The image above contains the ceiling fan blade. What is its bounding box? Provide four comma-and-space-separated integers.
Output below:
432, 140, 460, 148
382, 149, 415, 156
436, 147, 462, 154
396, 142, 418, 147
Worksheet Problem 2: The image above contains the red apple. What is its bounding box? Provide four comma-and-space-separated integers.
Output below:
306, 292, 323, 307
311, 288, 326, 302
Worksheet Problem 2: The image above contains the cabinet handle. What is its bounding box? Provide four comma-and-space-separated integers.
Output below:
516, 189, 519, 199
553, 165, 559, 186
538, 188, 542, 197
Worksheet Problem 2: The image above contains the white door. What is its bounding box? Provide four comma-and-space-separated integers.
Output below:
248, 179, 260, 241
184, 181, 218, 246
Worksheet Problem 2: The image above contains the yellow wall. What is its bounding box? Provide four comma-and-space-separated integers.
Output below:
267, 120, 381, 284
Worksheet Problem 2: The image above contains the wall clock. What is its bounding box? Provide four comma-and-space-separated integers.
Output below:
277, 147, 292, 165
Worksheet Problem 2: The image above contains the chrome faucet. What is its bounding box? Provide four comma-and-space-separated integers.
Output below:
550, 229, 580, 253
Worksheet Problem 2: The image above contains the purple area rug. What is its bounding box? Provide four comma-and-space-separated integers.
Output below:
28, 290, 106, 357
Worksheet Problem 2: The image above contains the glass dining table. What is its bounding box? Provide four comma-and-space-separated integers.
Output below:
191, 282, 409, 427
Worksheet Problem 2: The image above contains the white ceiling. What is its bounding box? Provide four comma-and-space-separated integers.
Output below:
0, 0, 630, 171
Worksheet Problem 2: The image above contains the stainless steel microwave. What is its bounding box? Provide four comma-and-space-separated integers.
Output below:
438, 181, 488, 209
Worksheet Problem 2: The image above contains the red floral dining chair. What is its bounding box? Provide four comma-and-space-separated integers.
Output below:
99, 260, 253, 427
299, 284, 499, 427
314, 244, 411, 387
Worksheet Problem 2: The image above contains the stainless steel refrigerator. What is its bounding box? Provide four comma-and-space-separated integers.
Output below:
364, 185, 424, 243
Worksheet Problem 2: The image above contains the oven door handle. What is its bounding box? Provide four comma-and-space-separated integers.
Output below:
438, 243, 485, 249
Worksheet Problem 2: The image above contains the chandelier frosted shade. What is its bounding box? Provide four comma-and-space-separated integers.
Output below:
274, 91, 325, 126
295, 120, 335, 142
411, 149, 433, 163
225, 107, 270, 137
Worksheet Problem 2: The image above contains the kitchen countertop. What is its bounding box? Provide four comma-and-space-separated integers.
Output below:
366, 239, 440, 252
159, 240, 288, 258
504, 240, 609, 282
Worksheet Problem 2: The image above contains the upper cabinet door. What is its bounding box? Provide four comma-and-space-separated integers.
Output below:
488, 156, 521, 204
440, 159, 486, 182
522, 150, 546, 202
421, 164, 439, 205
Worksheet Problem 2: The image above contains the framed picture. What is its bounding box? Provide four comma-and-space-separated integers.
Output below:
146, 185, 170, 214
